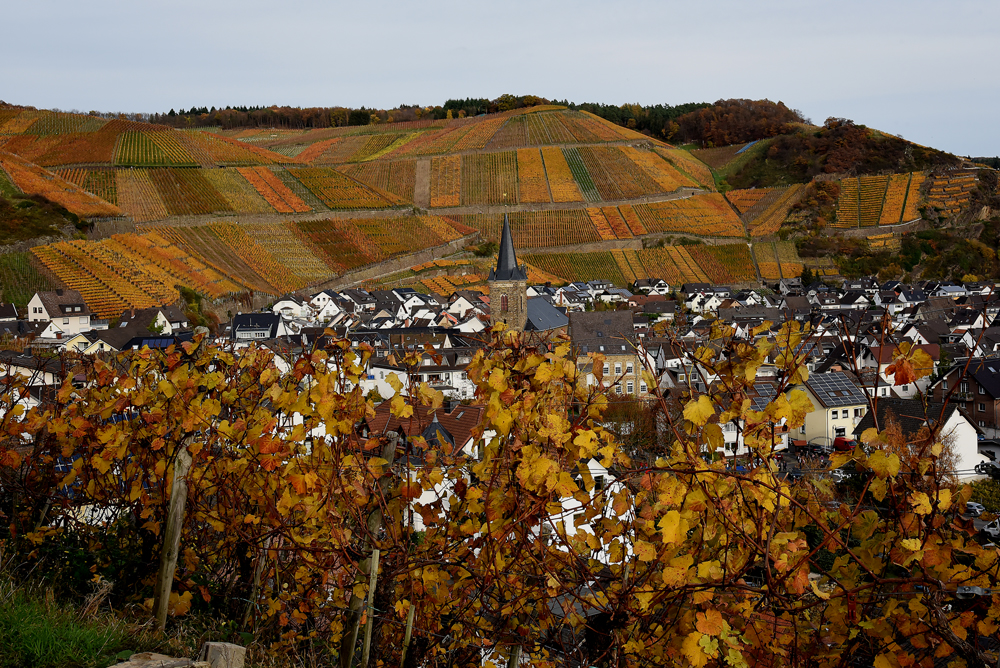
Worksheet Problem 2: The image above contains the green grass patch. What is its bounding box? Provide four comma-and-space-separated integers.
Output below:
712, 137, 778, 189
0, 586, 136, 668
0, 169, 20, 198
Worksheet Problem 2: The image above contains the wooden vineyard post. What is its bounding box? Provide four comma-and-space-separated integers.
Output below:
360, 548, 380, 668
153, 440, 193, 631
399, 601, 415, 668
340, 432, 398, 668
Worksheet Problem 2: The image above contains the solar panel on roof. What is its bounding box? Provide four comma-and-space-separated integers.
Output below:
807, 373, 866, 407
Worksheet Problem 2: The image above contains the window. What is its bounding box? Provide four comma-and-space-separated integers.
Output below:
500, 294, 508, 312
603, 363, 610, 376
961, 381, 969, 393
799, 426, 806, 435
831, 410, 838, 419
979, 403, 986, 413
835, 427, 846, 438
880, 388, 888, 397
79, 317, 87, 324
640, 382, 647, 393
678, 374, 685, 382
626, 381, 634, 394
615, 363, 622, 375
626, 362, 634, 374
615, 386, 622, 395
980, 421, 986, 427
841, 409, 849, 419
63, 318, 69, 325
980, 385, 986, 395
902, 385, 909, 392
854, 408, 863, 418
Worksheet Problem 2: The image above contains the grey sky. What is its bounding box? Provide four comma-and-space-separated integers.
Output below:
3, 0, 997, 156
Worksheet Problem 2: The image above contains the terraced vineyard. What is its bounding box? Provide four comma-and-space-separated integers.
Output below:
516, 148, 551, 203
461, 152, 519, 205
833, 178, 860, 228
735, 185, 805, 237
525, 243, 758, 286
459, 210, 598, 248
0, 252, 55, 307
879, 174, 911, 225
522, 251, 628, 286
289, 167, 401, 209
632, 194, 745, 237
690, 142, 752, 169
295, 215, 474, 274
540, 147, 583, 202
0, 150, 123, 218
835, 172, 933, 228
927, 170, 978, 217
0, 108, 292, 168
337, 160, 417, 204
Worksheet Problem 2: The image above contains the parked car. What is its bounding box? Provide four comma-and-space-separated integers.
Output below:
980, 519, 1000, 541
965, 502, 986, 518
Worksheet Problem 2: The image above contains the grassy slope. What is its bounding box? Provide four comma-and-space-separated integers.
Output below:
0, 168, 75, 244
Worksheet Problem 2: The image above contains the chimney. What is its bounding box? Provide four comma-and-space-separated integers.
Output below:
56, 289, 64, 297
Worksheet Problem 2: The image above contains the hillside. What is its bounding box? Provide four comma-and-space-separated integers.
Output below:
0, 98, 996, 314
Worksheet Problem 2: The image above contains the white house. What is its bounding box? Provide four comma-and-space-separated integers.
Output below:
26, 289, 93, 336
853, 398, 986, 480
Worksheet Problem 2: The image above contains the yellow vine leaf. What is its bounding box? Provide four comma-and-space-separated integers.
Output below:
683, 395, 714, 427
868, 451, 900, 478
682, 632, 710, 668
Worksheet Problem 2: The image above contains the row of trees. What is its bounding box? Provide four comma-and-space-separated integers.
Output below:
1, 323, 998, 667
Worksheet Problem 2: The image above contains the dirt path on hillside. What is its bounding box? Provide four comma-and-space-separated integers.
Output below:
414, 159, 431, 208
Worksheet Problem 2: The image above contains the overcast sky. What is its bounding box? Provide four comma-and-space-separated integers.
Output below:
3, 0, 997, 156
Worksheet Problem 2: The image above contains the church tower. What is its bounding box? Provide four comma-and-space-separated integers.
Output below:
488, 214, 528, 331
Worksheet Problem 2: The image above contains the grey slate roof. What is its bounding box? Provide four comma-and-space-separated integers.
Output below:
488, 214, 528, 281
525, 297, 569, 332
853, 398, 970, 438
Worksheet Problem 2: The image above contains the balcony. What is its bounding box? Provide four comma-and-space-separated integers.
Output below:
953, 392, 974, 402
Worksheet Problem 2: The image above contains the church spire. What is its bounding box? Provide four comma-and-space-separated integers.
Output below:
489, 214, 527, 281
